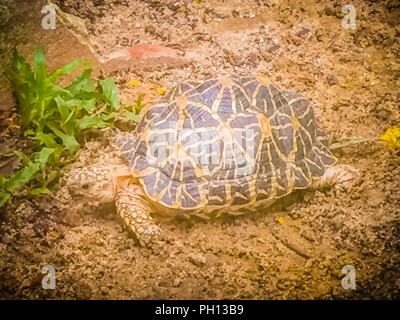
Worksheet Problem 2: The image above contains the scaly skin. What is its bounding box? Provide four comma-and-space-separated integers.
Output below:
66, 163, 162, 246
312, 164, 360, 190
115, 184, 161, 246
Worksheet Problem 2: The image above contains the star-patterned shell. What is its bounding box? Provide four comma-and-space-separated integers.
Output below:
116, 75, 336, 215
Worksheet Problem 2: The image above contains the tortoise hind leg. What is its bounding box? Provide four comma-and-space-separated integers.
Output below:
313, 164, 360, 190
115, 184, 161, 246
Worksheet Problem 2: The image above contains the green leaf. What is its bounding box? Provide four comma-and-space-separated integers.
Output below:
100, 78, 119, 109
52, 146, 65, 163
54, 96, 80, 124
31, 187, 50, 195
73, 91, 103, 101
6, 50, 37, 129
6, 69, 29, 92
33, 132, 58, 148
78, 115, 108, 129
0, 174, 7, 190
49, 59, 92, 83
135, 94, 144, 112
66, 69, 94, 96
330, 137, 375, 150
43, 84, 71, 100
0, 192, 10, 207
25, 129, 35, 136
101, 112, 117, 121
33, 46, 47, 87
80, 98, 96, 113
6, 49, 37, 127
47, 123, 80, 153
34, 148, 55, 166
13, 150, 32, 165
9, 48, 34, 83
5, 162, 40, 193
64, 108, 76, 125
122, 111, 140, 122
54, 95, 71, 122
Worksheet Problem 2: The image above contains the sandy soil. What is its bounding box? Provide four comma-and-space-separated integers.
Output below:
0, 0, 399, 299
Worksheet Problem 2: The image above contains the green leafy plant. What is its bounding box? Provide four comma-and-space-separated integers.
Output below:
0, 150, 47, 207
1, 45, 140, 207
122, 93, 143, 122
6, 46, 120, 155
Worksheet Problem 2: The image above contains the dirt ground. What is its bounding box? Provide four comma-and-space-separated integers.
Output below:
0, 0, 399, 299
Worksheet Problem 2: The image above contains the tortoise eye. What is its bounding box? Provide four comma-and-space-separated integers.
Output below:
82, 184, 89, 190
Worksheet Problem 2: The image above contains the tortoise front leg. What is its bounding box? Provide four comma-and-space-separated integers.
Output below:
115, 184, 161, 246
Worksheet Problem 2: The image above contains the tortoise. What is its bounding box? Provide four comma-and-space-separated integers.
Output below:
67, 75, 359, 245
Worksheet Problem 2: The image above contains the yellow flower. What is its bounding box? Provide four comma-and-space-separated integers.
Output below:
380, 126, 400, 150
51, 231, 60, 240
157, 87, 166, 95
178, 5, 187, 12
129, 80, 139, 86
278, 217, 284, 224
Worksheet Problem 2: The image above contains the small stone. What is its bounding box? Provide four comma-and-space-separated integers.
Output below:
268, 44, 280, 53
298, 27, 310, 37
144, 25, 156, 34
32, 223, 42, 236
20, 227, 36, 238
188, 253, 206, 267
232, 9, 240, 17
62, 211, 83, 227
326, 74, 339, 86
1, 233, 12, 244
173, 278, 181, 287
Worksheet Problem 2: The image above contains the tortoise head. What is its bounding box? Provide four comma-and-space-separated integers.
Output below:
67, 165, 115, 203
